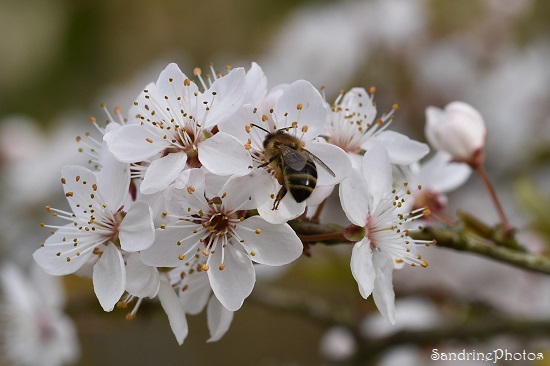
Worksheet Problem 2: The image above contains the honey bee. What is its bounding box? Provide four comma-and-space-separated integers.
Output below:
251, 124, 335, 210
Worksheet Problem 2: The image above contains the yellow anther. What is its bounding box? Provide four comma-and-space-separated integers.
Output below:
146, 138, 153, 143
187, 186, 195, 194
178, 254, 185, 261
250, 251, 256, 256
255, 229, 261, 234
219, 264, 225, 271
202, 264, 210, 271
296, 103, 303, 110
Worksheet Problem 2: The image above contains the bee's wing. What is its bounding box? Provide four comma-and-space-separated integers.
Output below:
304, 150, 336, 177
279, 145, 308, 170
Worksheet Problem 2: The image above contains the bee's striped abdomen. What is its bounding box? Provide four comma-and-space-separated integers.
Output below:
285, 160, 318, 203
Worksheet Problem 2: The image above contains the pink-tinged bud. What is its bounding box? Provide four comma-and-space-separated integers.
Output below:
425, 101, 486, 168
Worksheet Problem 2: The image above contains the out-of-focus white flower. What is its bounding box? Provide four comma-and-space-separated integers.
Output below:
339, 144, 429, 324
425, 102, 486, 167
325, 87, 428, 169
0, 263, 79, 366
140, 169, 303, 311
319, 326, 357, 361
33, 160, 155, 312
104, 63, 248, 194
221, 72, 352, 224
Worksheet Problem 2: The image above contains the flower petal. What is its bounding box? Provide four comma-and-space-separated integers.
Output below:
141, 152, 188, 194
208, 244, 255, 311
33, 227, 95, 276
158, 274, 188, 345
372, 253, 396, 325
371, 131, 429, 165
350, 239, 375, 299
156, 63, 197, 105
98, 151, 130, 210
419, 152, 471, 192
244, 62, 267, 104
305, 141, 352, 185
362, 144, 392, 208
125, 253, 160, 298
257, 188, 306, 224
119, 201, 155, 252
207, 295, 234, 342
339, 169, 369, 226
140, 226, 202, 267
236, 217, 303, 265
219, 169, 275, 210
104, 124, 169, 163
60, 165, 98, 218
199, 132, 251, 176
93, 243, 125, 312
200, 68, 246, 129
273, 80, 327, 140
170, 268, 211, 315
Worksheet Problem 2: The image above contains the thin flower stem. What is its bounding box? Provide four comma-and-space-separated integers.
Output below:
475, 164, 512, 235
298, 232, 347, 243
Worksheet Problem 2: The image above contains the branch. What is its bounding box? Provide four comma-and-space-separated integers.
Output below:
412, 228, 550, 275
289, 218, 550, 276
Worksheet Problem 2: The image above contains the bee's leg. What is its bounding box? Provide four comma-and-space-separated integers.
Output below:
272, 185, 287, 210
258, 154, 279, 169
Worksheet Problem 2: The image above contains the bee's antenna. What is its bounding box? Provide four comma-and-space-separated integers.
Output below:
250, 123, 270, 133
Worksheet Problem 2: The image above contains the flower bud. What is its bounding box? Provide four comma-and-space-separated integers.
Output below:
425, 101, 486, 167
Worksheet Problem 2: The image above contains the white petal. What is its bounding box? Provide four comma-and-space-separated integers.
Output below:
339, 169, 369, 226
119, 201, 155, 252
172, 269, 211, 315
125, 253, 160, 298
244, 62, 267, 104
104, 124, 169, 163
60, 165, 98, 218
140, 226, 201, 267
342, 87, 377, 124
33, 228, 94, 276
218, 105, 256, 143
236, 217, 303, 265
158, 274, 188, 345
350, 239, 375, 299
165, 170, 209, 216
98, 151, 130, 210
219, 169, 275, 210
305, 141, 352, 185
273, 80, 327, 140
372, 253, 396, 325
418, 152, 472, 192
362, 144, 392, 208
200, 68, 246, 128
372, 131, 429, 165
208, 244, 255, 311
156, 63, 197, 105
207, 295, 234, 342
306, 184, 334, 207
199, 132, 251, 176
141, 152, 187, 194
93, 244, 125, 312
257, 188, 306, 224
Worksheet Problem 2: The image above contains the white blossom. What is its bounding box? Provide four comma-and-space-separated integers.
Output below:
425, 101, 486, 167
103, 63, 249, 194
140, 169, 303, 311
0, 263, 79, 366
33, 160, 155, 311
339, 144, 431, 324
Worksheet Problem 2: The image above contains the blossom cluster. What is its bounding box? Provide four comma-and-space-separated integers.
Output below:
33, 62, 476, 344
